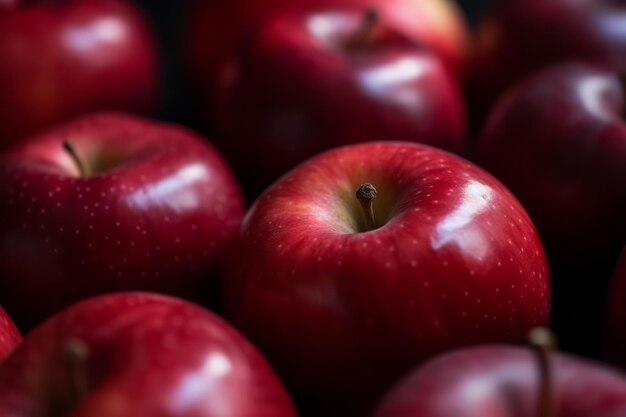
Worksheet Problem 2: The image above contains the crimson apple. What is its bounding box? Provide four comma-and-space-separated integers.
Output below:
372, 328, 626, 417
0, 292, 298, 417
475, 63, 626, 355
214, 8, 467, 197
0, 307, 20, 362
470, 0, 626, 116
0, 113, 245, 329
223, 141, 550, 415
605, 247, 626, 368
0, 0, 159, 148
185, 0, 470, 104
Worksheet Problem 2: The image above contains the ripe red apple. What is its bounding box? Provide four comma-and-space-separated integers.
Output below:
223, 141, 550, 415
605, 247, 626, 368
372, 329, 626, 417
0, 307, 20, 362
214, 8, 467, 197
0, 292, 298, 417
0, 113, 245, 330
470, 0, 626, 115
477, 62, 626, 265
475, 63, 626, 355
185, 0, 470, 104
0, 0, 159, 148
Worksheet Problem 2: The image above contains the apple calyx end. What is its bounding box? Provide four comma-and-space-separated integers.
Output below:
62, 141, 88, 178
356, 183, 378, 232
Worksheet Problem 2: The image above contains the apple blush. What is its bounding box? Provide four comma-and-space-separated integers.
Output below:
0, 113, 245, 329
223, 141, 551, 415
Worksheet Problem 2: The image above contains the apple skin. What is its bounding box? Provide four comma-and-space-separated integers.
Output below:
0, 307, 20, 362
213, 9, 467, 197
475, 63, 626, 355
605, 247, 626, 368
470, 0, 626, 116
184, 0, 470, 104
371, 344, 626, 417
0, 292, 298, 417
223, 141, 550, 415
0, 113, 245, 330
0, 0, 159, 148
476, 63, 626, 265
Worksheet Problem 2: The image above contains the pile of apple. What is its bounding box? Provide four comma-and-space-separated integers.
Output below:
0, 0, 624, 416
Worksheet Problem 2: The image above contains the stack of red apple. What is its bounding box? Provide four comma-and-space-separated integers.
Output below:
0, 0, 624, 416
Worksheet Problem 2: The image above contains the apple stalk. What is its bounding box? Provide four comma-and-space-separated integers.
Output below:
529, 328, 557, 417
356, 183, 377, 232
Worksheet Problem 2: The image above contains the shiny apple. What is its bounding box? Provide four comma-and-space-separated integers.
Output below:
0, 292, 297, 417
470, 0, 626, 116
0, 0, 159, 147
372, 329, 626, 417
214, 8, 467, 197
476, 63, 626, 355
0, 113, 245, 329
223, 141, 550, 415
185, 0, 470, 105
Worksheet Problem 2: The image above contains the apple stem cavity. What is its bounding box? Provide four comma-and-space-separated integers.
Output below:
63, 338, 90, 403
528, 327, 558, 417
357, 183, 378, 232
62, 141, 88, 177
346, 9, 379, 50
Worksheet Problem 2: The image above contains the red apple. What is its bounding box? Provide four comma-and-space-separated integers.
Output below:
470, 0, 626, 116
185, 0, 470, 104
213, 8, 467, 197
0, 307, 20, 362
477, 63, 626, 265
372, 329, 626, 417
223, 141, 550, 415
0, 113, 245, 330
605, 247, 626, 368
0, 0, 159, 148
475, 63, 626, 355
0, 292, 298, 417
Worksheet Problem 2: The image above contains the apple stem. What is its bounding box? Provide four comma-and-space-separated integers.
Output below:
356, 183, 377, 232
528, 327, 558, 417
63, 338, 90, 403
62, 141, 87, 177
346, 9, 379, 50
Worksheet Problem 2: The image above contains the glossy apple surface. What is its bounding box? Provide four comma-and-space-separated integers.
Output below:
0, 307, 20, 362
470, 0, 626, 115
223, 141, 550, 415
606, 247, 626, 368
185, 0, 470, 103
0, 292, 298, 417
0, 113, 245, 329
477, 63, 626, 264
0, 0, 159, 147
372, 344, 626, 417
476, 64, 626, 354
214, 9, 467, 197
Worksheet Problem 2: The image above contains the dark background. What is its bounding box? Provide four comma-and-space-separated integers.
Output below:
132, 0, 492, 127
